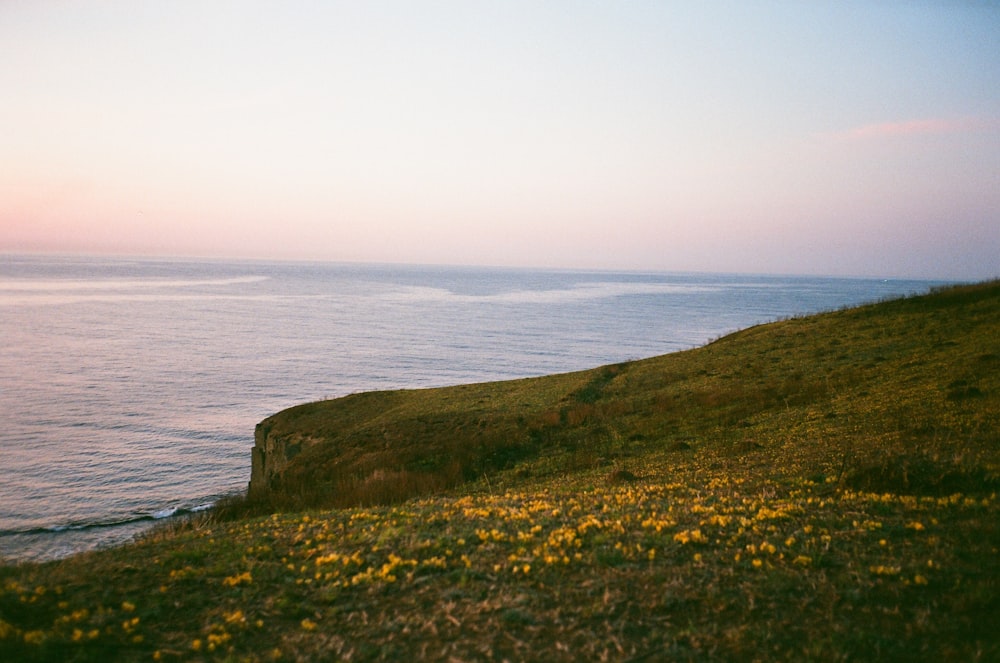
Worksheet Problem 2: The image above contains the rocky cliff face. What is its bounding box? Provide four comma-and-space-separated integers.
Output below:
248, 420, 312, 494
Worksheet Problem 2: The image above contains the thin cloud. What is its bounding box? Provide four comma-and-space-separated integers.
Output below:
825, 116, 999, 142
851, 118, 957, 138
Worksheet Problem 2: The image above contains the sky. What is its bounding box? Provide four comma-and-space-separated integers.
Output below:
1, 1, 998, 280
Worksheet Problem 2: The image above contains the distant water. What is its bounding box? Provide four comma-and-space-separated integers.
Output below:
0, 255, 946, 562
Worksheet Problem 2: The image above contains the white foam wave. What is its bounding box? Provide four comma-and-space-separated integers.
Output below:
0, 275, 270, 292
380, 281, 713, 305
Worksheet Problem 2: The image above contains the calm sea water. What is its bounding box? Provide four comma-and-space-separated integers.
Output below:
0, 255, 945, 562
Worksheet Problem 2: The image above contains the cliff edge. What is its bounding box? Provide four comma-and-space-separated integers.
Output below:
249, 419, 315, 494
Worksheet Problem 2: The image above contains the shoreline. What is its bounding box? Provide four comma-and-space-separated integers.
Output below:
0, 498, 227, 565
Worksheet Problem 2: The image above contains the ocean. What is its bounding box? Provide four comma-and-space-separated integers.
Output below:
0, 254, 945, 563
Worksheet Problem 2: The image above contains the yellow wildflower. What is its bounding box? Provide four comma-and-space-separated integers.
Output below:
673, 529, 706, 545
222, 571, 253, 587
224, 609, 246, 625
869, 565, 901, 576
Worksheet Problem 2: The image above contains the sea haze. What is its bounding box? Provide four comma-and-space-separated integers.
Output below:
0, 255, 946, 562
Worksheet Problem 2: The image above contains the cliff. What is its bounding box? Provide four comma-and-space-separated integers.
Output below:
249, 419, 317, 494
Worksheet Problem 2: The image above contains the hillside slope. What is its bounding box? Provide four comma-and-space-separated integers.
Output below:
248, 280, 999, 512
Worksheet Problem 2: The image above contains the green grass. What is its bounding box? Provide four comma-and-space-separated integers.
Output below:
2, 281, 999, 661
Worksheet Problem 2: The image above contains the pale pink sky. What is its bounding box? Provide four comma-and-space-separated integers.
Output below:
1, 1, 998, 280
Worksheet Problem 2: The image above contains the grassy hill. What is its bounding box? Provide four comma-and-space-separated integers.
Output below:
2, 281, 999, 661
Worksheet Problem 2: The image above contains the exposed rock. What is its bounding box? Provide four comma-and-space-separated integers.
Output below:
248, 420, 311, 494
